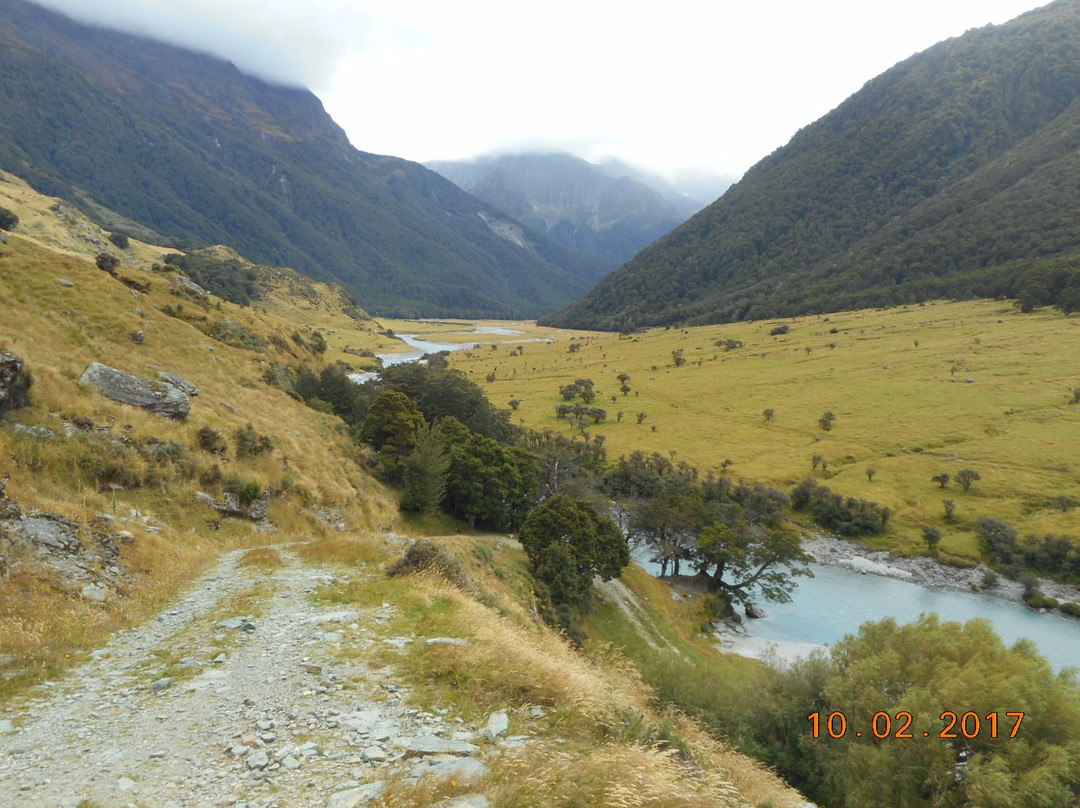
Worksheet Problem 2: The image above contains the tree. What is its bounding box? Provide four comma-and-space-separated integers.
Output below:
695, 509, 811, 605
811, 453, 824, 471
108, 231, 130, 249
0, 207, 18, 230
931, 472, 950, 488
519, 494, 629, 606
400, 424, 450, 513
356, 390, 424, 479
922, 525, 942, 553
943, 499, 956, 522
957, 468, 981, 491
763, 408, 775, 422
627, 479, 702, 577
672, 349, 686, 367
443, 429, 537, 530
865, 467, 876, 482
818, 411, 836, 431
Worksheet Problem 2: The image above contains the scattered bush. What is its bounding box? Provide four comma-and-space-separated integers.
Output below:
108, 232, 130, 249
196, 425, 227, 455
769, 324, 790, 336
95, 252, 120, 275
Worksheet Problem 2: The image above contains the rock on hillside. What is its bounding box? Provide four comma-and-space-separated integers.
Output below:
79, 362, 191, 419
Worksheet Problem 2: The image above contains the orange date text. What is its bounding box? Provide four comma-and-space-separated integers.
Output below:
807, 711, 1024, 739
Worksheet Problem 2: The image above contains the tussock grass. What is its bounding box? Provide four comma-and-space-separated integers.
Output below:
236, 547, 285, 569
295, 534, 385, 567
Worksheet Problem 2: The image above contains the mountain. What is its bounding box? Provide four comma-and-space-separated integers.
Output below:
427, 152, 703, 272
542, 0, 1080, 330
593, 158, 733, 214
0, 0, 606, 319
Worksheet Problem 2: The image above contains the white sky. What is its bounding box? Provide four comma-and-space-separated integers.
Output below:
32, 0, 1048, 180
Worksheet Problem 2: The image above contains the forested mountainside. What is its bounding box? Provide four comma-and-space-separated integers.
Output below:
429, 152, 702, 271
543, 0, 1080, 330
0, 0, 607, 318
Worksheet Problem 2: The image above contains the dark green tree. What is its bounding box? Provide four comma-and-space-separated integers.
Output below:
355, 390, 424, 479
400, 424, 450, 513
0, 207, 17, 230
519, 494, 629, 606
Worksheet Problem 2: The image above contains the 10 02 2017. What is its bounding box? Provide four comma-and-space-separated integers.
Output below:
807, 711, 1025, 739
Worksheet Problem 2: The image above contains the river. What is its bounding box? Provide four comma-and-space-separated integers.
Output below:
636, 550, 1080, 671
348, 327, 552, 383
358, 325, 1080, 672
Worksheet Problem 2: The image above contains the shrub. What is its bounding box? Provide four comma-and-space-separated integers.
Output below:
0, 207, 18, 230
387, 540, 469, 589
196, 425, 227, 455
1058, 601, 1080, 618
1025, 593, 1059, 610
108, 232, 130, 249
769, 324, 790, 336
234, 423, 274, 459
95, 252, 120, 275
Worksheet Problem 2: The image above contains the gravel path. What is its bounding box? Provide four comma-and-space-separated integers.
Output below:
0, 547, 504, 808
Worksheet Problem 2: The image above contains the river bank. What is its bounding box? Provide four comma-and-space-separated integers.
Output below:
802, 534, 1080, 605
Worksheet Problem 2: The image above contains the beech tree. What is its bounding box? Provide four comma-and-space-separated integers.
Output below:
519, 494, 628, 605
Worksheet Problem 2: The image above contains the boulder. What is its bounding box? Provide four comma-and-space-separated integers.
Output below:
745, 603, 768, 619
158, 371, 199, 397
481, 711, 509, 743
78, 362, 189, 419
0, 351, 31, 416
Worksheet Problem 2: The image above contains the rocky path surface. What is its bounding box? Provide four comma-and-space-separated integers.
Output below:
0, 547, 506, 808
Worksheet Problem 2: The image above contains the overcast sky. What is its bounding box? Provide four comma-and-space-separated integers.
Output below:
32, 0, 1048, 181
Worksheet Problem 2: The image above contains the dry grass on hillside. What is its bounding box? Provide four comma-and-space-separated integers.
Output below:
310, 534, 807, 808
0, 212, 398, 695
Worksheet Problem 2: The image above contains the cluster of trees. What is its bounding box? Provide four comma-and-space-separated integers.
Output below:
791, 479, 892, 537
739, 615, 1080, 808
976, 517, 1080, 581
162, 253, 263, 307
605, 451, 811, 606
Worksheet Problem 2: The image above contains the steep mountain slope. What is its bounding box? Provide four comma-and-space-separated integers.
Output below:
543, 0, 1080, 330
428, 152, 702, 272
0, 0, 604, 319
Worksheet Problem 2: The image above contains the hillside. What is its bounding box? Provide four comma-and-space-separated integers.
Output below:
429, 152, 703, 271
0, 181, 804, 808
0, 0, 607, 319
543, 0, 1080, 330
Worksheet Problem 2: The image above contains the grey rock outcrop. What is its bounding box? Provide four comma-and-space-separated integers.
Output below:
158, 371, 199, 397
78, 362, 190, 419
0, 350, 31, 416
745, 603, 768, 619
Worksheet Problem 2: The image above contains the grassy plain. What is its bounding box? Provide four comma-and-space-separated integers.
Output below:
437, 302, 1080, 560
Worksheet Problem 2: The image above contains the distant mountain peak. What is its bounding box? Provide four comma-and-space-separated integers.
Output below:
428, 151, 710, 271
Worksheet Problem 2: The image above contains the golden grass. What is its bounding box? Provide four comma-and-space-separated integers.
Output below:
0, 197, 400, 700
236, 547, 286, 569
441, 302, 1080, 557
310, 536, 805, 807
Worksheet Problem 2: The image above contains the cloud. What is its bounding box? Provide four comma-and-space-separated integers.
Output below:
27, 0, 381, 87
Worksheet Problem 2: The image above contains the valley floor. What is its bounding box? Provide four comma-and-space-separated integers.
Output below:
0, 546, 503, 808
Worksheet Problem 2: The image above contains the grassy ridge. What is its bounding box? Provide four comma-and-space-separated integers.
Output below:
448, 302, 1080, 558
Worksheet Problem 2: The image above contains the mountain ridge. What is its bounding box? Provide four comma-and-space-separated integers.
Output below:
542, 0, 1080, 330
0, 0, 606, 319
